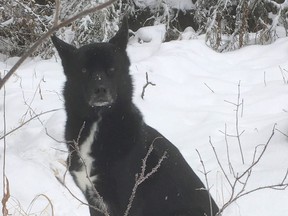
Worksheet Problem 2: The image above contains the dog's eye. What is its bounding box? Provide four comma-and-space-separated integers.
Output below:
81, 68, 87, 74
106, 68, 115, 76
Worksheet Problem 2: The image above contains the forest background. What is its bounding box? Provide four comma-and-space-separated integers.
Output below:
1, 0, 288, 58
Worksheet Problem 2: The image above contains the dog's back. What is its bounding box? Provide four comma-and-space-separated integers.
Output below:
52, 18, 219, 216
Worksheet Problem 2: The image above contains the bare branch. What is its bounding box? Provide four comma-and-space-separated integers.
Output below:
60, 122, 110, 216
54, 0, 61, 27
223, 123, 235, 176
27, 194, 55, 216
279, 66, 288, 84
124, 137, 166, 216
1, 178, 10, 216
237, 169, 288, 199
223, 81, 245, 164
219, 129, 245, 138
141, 72, 156, 99
1, 80, 9, 216
196, 149, 214, 216
237, 124, 276, 180
19, 78, 45, 122
235, 81, 245, 164
204, 82, 215, 93
213, 124, 285, 215
0, 109, 61, 140
209, 136, 233, 188
275, 128, 288, 138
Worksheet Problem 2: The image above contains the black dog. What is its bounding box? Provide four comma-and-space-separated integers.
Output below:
51, 18, 219, 216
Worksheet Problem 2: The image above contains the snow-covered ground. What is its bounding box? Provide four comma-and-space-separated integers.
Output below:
1, 27, 288, 216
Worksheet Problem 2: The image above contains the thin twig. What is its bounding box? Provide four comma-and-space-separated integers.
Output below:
27, 194, 55, 216
1, 79, 9, 216
235, 81, 245, 164
275, 128, 288, 138
221, 169, 288, 213
124, 137, 166, 216
196, 149, 214, 216
20, 77, 46, 122
219, 129, 245, 138
224, 100, 238, 106
241, 98, 244, 118
61, 122, 110, 216
237, 124, 276, 180
214, 124, 283, 215
204, 82, 215, 93
279, 66, 288, 84
209, 136, 232, 188
223, 123, 235, 176
141, 72, 156, 99
0, 109, 61, 140
1, 178, 9, 216
223, 81, 245, 164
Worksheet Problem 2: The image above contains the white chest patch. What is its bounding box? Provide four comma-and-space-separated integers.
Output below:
73, 122, 98, 193
72, 121, 109, 213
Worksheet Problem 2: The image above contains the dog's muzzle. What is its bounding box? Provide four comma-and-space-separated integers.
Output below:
88, 86, 114, 107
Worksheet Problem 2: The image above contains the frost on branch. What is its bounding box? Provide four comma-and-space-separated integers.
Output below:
1, 0, 288, 57
205, 0, 288, 52
0, 0, 54, 58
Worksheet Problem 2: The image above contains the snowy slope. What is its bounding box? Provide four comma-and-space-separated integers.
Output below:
1, 29, 288, 216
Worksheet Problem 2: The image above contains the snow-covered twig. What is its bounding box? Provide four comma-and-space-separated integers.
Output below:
15, 0, 49, 32
263, 0, 288, 9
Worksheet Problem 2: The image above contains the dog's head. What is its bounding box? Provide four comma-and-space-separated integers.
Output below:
52, 17, 133, 117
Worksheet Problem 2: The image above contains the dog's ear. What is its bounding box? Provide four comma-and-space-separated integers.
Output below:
51, 35, 76, 63
109, 16, 129, 50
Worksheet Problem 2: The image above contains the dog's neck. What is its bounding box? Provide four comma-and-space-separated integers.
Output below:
65, 99, 142, 146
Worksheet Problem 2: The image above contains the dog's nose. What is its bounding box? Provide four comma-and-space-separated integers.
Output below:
94, 86, 107, 95
89, 85, 113, 107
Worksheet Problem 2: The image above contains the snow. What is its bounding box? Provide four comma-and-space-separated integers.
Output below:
130, 24, 166, 44
1, 28, 288, 216
134, 0, 194, 10
0, 18, 14, 27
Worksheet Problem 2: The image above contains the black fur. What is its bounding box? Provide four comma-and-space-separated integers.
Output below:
52, 18, 219, 216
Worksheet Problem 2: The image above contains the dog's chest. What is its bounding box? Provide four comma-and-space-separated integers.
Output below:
71, 121, 110, 213
72, 122, 98, 193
